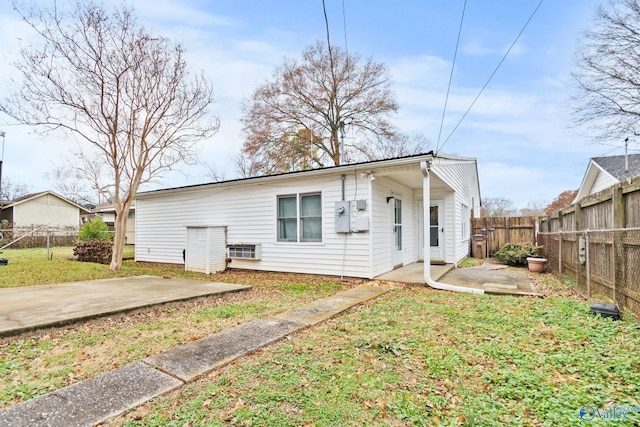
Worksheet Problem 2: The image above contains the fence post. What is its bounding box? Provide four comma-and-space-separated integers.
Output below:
558, 233, 562, 278
613, 187, 625, 306
585, 232, 591, 298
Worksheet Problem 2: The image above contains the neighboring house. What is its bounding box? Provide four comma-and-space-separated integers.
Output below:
0, 191, 90, 229
574, 154, 640, 202
135, 152, 481, 280
93, 201, 136, 245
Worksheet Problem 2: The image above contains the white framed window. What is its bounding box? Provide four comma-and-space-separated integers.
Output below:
277, 192, 322, 242
461, 204, 470, 240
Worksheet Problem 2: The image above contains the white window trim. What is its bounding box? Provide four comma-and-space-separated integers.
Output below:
276, 192, 323, 243
461, 203, 470, 241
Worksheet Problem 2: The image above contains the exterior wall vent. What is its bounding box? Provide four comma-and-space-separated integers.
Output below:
227, 243, 261, 260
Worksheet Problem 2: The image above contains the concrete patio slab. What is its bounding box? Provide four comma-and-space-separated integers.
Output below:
0, 276, 251, 337
0, 362, 182, 427
441, 264, 541, 296
375, 262, 453, 284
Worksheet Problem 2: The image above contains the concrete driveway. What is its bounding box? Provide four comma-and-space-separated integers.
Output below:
0, 276, 251, 337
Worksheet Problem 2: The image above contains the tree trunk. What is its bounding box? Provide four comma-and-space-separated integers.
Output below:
109, 206, 129, 271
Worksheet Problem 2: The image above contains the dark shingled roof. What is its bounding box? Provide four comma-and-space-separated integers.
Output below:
592, 154, 640, 181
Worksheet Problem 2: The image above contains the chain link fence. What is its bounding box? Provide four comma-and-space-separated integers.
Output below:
539, 228, 640, 316
0, 226, 78, 249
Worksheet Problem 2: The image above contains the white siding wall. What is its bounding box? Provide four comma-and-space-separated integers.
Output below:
431, 160, 480, 264
591, 171, 618, 195
137, 173, 375, 278
14, 194, 80, 228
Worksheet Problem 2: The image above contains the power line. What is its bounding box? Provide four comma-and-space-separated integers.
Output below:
437, 0, 545, 154
342, 0, 348, 53
436, 0, 467, 153
322, 0, 337, 81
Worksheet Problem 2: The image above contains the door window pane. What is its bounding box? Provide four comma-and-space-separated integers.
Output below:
394, 200, 402, 250
430, 205, 439, 247
394, 199, 402, 224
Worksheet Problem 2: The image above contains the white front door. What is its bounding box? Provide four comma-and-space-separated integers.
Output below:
393, 198, 403, 267
417, 200, 424, 260
430, 200, 444, 260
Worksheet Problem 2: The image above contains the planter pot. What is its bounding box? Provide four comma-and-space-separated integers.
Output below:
526, 257, 547, 273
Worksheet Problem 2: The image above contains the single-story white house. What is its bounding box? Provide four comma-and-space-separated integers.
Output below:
574, 154, 640, 202
0, 191, 90, 229
135, 152, 481, 283
92, 201, 136, 245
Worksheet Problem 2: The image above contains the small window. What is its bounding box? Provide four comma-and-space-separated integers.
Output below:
461, 204, 470, 240
278, 196, 297, 241
277, 193, 322, 242
300, 193, 321, 241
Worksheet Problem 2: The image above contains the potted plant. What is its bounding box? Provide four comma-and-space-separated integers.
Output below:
494, 243, 547, 272
526, 255, 547, 273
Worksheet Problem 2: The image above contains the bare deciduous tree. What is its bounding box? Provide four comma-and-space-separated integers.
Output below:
573, 0, 640, 141
519, 200, 547, 217
1, 2, 219, 270
203, 162, 227, 183
358, 133, 431, 161
0, 177, 29, 201
239, 40, 400, 176
48, 155, 112, 206
481, 197, 516, 217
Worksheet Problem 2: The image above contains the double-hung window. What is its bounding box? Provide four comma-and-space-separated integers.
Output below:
277, 193, 322, 242
461, 204, 470, 240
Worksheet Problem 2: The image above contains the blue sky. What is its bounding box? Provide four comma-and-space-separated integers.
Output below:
1, 0, 629, 209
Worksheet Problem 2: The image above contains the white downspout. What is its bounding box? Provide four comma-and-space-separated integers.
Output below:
421, 160, 484, 294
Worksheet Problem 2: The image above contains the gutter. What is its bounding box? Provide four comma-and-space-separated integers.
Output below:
420, 160, 484, 295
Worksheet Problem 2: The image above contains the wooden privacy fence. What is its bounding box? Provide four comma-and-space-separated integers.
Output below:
539, 175, 640, 317
471, 216, 537, 256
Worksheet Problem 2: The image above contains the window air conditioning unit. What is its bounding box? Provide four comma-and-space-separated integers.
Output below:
227, 243, 261, 260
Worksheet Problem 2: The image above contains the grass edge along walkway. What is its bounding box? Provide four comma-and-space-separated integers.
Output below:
0, 285, 388, 427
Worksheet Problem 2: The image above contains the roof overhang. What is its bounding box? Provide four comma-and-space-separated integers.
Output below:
574, 160, 618, 202
137, 153, 450, 199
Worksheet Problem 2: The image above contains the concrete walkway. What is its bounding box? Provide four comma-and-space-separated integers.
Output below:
0, 276, 252, 338
0, 284, 389, 427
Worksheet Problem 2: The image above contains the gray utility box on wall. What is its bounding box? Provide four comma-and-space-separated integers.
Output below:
335, 200, 351, 233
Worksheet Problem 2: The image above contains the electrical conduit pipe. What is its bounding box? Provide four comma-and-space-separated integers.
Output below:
420, 160, 484, 294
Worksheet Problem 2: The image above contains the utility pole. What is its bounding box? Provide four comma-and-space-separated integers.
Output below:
0, 131, 5, 201
624, 137, 629, 172
339, 121, 345, 166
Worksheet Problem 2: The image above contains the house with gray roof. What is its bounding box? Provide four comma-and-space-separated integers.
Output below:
574, 154, 640, 202
0, 191, 90, 229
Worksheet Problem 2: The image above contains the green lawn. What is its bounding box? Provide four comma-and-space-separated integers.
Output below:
0, 248, 639, 426
106, 283, 640, 427
0, 245, 200, 288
